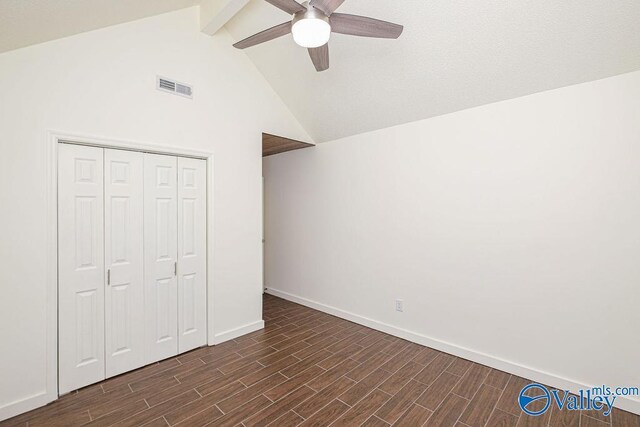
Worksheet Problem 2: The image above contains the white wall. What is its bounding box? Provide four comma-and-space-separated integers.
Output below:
263, 71, 640, 414
0, 7, 310, 420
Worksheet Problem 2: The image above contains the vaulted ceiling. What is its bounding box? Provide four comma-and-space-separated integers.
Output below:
225, 0, 640, 142
2, 0, 640, 144
0, 0, 200, 53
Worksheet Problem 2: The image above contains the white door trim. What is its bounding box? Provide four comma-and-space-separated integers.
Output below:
45, 130, 215, 406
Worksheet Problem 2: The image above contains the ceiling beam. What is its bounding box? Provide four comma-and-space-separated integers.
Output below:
200, 0, 250, 36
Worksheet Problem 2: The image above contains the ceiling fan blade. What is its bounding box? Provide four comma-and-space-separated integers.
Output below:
309, 0, 345, 16
330, 13, 403, 39
265, 0, 305, 15
233, 22, 292, 49
308, 44, 329, 72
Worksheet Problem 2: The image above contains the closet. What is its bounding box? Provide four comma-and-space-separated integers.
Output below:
58, 143, 207, 394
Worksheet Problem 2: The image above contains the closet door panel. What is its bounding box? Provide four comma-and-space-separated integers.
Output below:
58, 144, 105, 394
144, 154, 179, 362
177, 158, 207, 353
104, 149, 145, 377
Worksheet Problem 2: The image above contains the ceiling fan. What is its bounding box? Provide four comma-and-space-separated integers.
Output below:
233, 0, 404, 72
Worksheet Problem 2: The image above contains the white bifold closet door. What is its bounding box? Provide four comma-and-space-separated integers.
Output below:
144, 154, 179, 362
144, 154, 207, 360
60, 145, 207, 393
104, 149, 145, 378
58, 144, 106, 394
177, 157, 207, 353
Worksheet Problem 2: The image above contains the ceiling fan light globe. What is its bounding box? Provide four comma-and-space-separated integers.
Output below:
292, 18, 331, 48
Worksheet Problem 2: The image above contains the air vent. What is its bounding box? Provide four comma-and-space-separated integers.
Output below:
157, 76, 193, 99
176, 83, 192, 97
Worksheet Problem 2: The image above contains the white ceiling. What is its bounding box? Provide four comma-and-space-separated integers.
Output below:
226, 0, 640, 142
2, 1, 640, 143
0, 0, 200, 53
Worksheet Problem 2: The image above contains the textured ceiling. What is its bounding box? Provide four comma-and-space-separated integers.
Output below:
0, 0, 200, 53
2, 1, 640, 144
226, 0, 640, 142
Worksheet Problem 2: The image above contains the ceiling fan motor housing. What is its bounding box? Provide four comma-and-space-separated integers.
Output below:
294, 2, 330, 23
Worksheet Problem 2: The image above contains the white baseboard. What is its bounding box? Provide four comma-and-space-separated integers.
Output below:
0, 392, 55, 422
213, 320, 265, 345
265, 287, 640, 416
1, 320, 264, 422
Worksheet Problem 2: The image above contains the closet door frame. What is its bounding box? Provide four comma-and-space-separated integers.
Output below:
45, 131, 214, 407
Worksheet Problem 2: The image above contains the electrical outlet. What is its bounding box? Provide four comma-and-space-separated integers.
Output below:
395, 299, 404, 312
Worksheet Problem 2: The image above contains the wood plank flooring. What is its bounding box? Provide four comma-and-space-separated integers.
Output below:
2, 294, 638, 426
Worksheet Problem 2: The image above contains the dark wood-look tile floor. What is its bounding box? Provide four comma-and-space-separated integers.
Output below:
2, 294, 639, 427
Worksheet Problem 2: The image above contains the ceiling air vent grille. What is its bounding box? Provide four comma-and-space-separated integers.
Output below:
157, 76, 193, 99
176, 83, 192, 97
